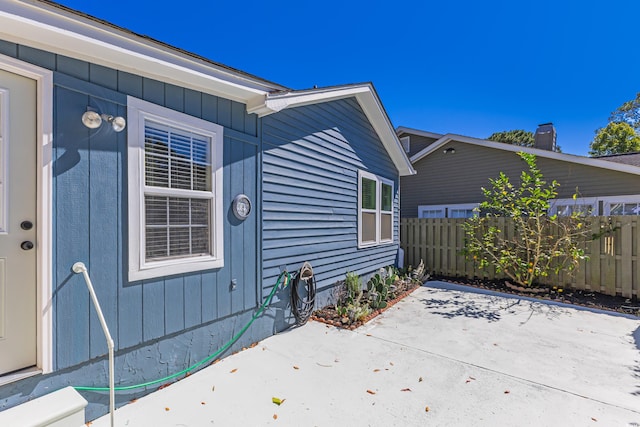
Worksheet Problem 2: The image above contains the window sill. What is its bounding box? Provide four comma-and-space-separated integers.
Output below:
129, 257, 223, 281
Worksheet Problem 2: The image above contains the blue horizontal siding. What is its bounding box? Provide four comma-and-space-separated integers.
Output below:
262, 98, 400, 301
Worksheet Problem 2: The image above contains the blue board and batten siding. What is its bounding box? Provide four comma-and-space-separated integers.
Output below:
0, 42, 263, 419
262, 98, 400, 303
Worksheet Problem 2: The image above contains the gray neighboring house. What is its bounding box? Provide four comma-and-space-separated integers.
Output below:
397, 125, 640, 218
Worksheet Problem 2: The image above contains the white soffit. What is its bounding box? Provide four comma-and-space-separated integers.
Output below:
0, 1, 283, 103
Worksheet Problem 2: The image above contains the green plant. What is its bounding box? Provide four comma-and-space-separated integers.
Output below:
462, 152, 590, 287
344, 271, 363, 305
367, 268, 396, 309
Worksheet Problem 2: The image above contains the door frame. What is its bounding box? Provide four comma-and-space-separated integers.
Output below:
0, 53, 53, 375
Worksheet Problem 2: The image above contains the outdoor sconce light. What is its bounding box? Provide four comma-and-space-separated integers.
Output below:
443, 147, 456, 154
82, 109, 126, 132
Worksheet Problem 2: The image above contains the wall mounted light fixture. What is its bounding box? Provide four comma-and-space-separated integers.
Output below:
443, 147, 456, 154
82, 109, 126, 132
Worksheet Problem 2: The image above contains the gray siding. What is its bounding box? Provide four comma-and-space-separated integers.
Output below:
397, 131, 440, 158
262, 98, 400, 300
401, 141, 640, 217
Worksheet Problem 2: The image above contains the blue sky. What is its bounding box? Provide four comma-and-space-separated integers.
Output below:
56, 0, 640, 156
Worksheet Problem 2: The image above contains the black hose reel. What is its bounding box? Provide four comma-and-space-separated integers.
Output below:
291, 261, 316, 326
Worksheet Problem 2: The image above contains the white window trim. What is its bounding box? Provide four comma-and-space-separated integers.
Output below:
0, 54, 54, 376
601, 194, 640, 216
548, 197, 598, 216
127, 96, 224, 281
0, 88, 7, 233
418, 203, 478, 218
358, 170, 394, 248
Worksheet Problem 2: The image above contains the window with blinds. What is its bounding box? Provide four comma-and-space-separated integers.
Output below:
144, 122, 212, 261
127, 96, 224, 281
358, 170, 394, 248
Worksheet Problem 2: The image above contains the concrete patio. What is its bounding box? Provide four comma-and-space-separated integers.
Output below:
91, 281, 640, 426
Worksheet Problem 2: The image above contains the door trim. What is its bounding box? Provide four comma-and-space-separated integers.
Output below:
0, 53, 53, 374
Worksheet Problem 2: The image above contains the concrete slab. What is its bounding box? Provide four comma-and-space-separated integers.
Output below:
91, 282, 640, 426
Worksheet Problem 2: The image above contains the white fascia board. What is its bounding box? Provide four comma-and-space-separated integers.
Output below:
249, 84, 416, 176
396, 126, 443, 140
247, 85, 373, 116
0, 2, 281, 104
409, 132, 640, 177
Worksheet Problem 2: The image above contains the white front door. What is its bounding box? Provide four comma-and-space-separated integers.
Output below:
0, 68, 37, 375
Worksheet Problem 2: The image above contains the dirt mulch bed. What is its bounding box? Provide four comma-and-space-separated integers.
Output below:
311, 282, 422, 329
430, 275, 640, 316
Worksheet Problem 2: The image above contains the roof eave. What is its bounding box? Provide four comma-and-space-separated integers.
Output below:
250, 84, 416, 176
407, 131, 640, 177
0, 1, 285, 104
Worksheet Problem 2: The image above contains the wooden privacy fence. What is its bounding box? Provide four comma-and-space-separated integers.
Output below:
400, 216, 640, 298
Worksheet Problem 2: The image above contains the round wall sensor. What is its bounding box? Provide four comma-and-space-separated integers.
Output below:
232, 194, 252, 220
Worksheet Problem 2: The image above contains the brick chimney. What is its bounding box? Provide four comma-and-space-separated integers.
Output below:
534, 123, 556, 151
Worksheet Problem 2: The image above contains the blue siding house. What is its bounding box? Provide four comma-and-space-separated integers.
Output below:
0, 0, 414, 422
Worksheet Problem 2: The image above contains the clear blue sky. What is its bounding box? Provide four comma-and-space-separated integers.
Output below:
56, 0, 640, 156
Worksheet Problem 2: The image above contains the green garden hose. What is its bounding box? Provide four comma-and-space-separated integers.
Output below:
74, 270, 291, 392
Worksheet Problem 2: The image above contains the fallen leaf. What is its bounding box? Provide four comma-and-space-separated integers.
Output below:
425, 406, 430, 412
272, 397, 285, 406
493, 343, 498, 346
85, 423, 92, 426
273, 414, 278, 420
366, 389, 376, 395
418, 377, 423, 382
373, 369, 381, 372
201, 402, 206, 405
165, 407, 170, 411
401, 388, 412, 392
389, 362, 394, 366
293, 365, 299, 370
591, 418, 597, 422
129, 398, 138, 403
504, 390, 510, 394
230, 368, 238, 373
250, 342, 258, 348
469, 376, 476, 380
212, 386, 215, 392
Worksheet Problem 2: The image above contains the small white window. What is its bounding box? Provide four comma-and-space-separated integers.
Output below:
400, 136, 410, 153
418, 204, 477, 218
358, 170, 394, 248
601, 195, 640, 215
549, 197, 597, 216
127, 97, 224, 281
418, 207, 445, 218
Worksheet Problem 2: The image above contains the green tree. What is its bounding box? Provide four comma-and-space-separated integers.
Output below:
589, 122, 640, 156
488, 129, 562, 152
609, 92, 640, 129
590, 93, 640, 156
463, 152, 588, 287
487, 130, 535, 147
